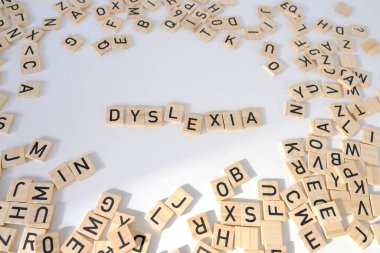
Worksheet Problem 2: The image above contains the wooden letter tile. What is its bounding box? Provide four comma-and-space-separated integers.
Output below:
61, 231, 92, 253
281, 138, 305, 159
187, 212, 212, 241
2, 145, 26, 168
241, 107, 261, 128
165, 186, 194, 215
61, 34, 84, 52
18, 227, 46, 253
183, 113, 203, 136
205, 112, 225, 132
235, 226, 259, 249
288, 203, 317, 230
145, 201, 174, 231
261, 221, 283, 246
284, 100, 306, 120
346, 220, 374, 249
263, 59, 285, 76
17, 81, 41, 98
6, 178, 32, 202
25, 138, 53, 162
263, 200, 286, 221
0, 226, 18, 252
25, 203, 55, 229
144, 107, 163, 127
221, 201, 241, 226
257, 181, 280, 200
210, 176, 235, 201
108, 224, 136, 253
49, 163, 76, 189
78, 211, 108, 240
106, 106, 125, 126
28, 182, 55, 204
280, 182, 308, 210
67, 155, 96, 181
211, 223, 234, 251
35, 231, 60, 253
94, 191, 122, 219
224, 160, 250, 187
164, 103, 184, 124
298, 224, 326, 252
108, 211, 136, 233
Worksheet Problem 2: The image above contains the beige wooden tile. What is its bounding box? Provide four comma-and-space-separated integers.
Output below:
65, 8, 87, 24
17, 81, 41, 98
108, 211, 135, 233
93, 6, 111, 21
164, 103, 184, 124
280, 182, 307, 210
263, 59, 285, 76
144, 107, 163, 127
261, 221, 283, 246
0, 113, 15, 134
25, 203, 55, 229
187, 212, 212, 241
223, 111, 243, 131
183, 113, 203, 136
259, 18, 277, 34
35, 231, 60, 253
221, 201, 241, 226
205, 112, 225, 132
94, 191, 121, 219
78, 211, 108, 240
42, 17, 61, 30
92, 37, 112, 56
298, 224, 326, 252
210, 176, 235, 201
67, 155, 96, 181
284, 100, 306, 120
263, 200, 286, 222
102, 17, 123, 33
352, 197, 373, 221
244, 26, 262, 40
346, 219, 374, 249
335, 2, 352, 17
18, 227, 46, 253
61, 34, 84, 52
288, 203, 317, 230
314, 18, 332, 33
261, 41, 279, 58
235, 226, 259, 249
241, 107, 261, 128
165, 186, 194, 215
221, 32, 240, 50
61, 231, 92, 253
257, 5, 274, 18
145, 201, 174, 231
2, 145, 26, 168
193, 241, 218, 253
224, 161, 250, 187
0, 226, 17, 252
211, 223, 234, 251
21, 56, 42, 74
350, 24, 368, 38
25, 138, 53, 162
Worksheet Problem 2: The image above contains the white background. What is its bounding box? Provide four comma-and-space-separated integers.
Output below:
1, 0, 380, 252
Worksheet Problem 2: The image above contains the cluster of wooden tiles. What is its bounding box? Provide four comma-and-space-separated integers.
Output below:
0, 178, 56, 253
60, 190, 156, 253
106, 103, 261, 135
0, 138, 54, 176
280, 127, 380, 251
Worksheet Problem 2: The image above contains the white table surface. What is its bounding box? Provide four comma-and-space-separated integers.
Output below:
1, 0, 380, 252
